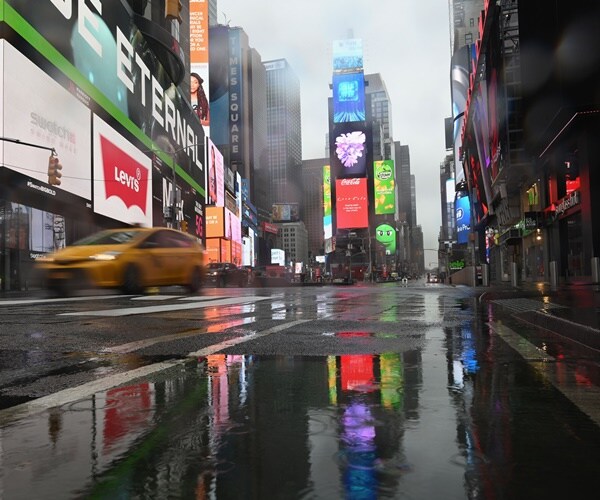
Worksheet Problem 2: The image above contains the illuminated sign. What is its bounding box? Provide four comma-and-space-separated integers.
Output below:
333, 72, 366, 123
205, 206, 224, 238
332, 39, 364, 73
323, 165, 332, 239
374, 160, 395, 214
335, 178, 368, 229
330, 123, 368, 178
456, 193, 471, 244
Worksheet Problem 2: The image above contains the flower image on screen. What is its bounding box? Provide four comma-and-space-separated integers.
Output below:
335, 131, 366, 168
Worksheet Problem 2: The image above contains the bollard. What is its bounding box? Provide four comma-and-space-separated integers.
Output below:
481, 263, 489, 287
592, 257, 600, 284
511, 262, 518, 287
549, 261, 558, 287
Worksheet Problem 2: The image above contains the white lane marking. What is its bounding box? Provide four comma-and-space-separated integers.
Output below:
0, 295, 128, 306
488, 322, 555, 361
102, 316, 257, 354
0, 318, 308, 423
59, 296, 270, 316
187, 320, 309, 357
132, 295, 225, 302
489, 321, 600, 427
0, 360, 183, 424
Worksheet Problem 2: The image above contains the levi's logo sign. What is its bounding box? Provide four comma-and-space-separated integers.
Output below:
100, 135, 148, 214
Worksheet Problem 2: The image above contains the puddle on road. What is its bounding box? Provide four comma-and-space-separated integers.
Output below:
2, 343, 600, 499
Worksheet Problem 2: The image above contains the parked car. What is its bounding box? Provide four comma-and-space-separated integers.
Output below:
35, 227, 207, 295
206, 262, 249, 287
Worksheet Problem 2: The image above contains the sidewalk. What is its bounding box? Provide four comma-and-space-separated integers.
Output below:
479, 281, 600, 350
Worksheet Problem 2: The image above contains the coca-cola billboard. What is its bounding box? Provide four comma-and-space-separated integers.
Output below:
336, 178, 368, 229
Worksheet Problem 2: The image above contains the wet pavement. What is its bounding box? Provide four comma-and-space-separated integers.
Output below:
0, 283, 599, 498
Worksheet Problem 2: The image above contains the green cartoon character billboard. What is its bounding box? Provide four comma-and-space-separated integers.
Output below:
376, 224, 396, 255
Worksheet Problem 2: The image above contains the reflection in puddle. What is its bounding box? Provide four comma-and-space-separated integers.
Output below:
2, 334, 600, 498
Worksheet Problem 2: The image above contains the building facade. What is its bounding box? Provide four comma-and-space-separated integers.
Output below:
265, 59, 303, 209
458, 0, 600, 285
0, 0, 207, 291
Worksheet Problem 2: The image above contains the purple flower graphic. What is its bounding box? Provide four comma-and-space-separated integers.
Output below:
335, 131, 366, 168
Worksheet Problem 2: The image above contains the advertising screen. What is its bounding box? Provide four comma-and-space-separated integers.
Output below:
323, 165, 333, 240
332, 39, 364, 73
206, 138, 225, 206
333, 72, 366, 123
456, 192, 471, 244
2, 41, 91, 200
93, 115, 152, 227
330, 123, 368, 178
335, 178, 368, 229
272, 203, 300, 222
375, 224, 396, 255
374, 160, 395, 215
451, 46, 470, 184
5, 0, 206, 195
190, 0, 210, 137
205, 206, 224, 238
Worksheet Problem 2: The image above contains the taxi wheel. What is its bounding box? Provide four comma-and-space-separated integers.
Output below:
188, 267, 203, 293
122, 265, 142, 294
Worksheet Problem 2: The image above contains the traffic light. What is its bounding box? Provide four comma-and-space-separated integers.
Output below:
180, 220, 188, 233
47, 155, 62, 186
165, 0, 182, 23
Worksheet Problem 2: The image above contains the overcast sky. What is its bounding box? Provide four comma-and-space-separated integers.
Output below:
218, 0, 452, 264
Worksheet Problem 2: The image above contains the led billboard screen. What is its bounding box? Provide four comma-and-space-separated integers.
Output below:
333, 72, 366, 123
335, 178, 368, 229
456, 192, 471, 244
323, 165, 333, 240
332, 39, 364, 73
93, 115, 152, 227
190, 0, 210, 136
206, 206, 224, 238
330, 123, 368, 178
272, 203, 300, 222
206, 138, 225, 206
2, 42, 92, 200
373, 160, 395, 215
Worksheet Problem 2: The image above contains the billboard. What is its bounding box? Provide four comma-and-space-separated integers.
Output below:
4, 0, 206, 196
375, 224, 396, 255
451, 46, 470, 184
373, 160, 395, 215
335, 178, 368, 229
332, 39, 364, 73
205, 206, 224, 238
456, 192, 471, 244
330, 123, 368, 178
272, 203, 300, 222
206, 138, 225, 206
93, 115, 152, 227
190, 0, 210, 136
333, 72, 366, 123
2, 42, 92, 200
323, 165, 333, 240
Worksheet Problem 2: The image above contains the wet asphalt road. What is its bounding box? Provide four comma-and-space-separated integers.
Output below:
1, 281, 600, 499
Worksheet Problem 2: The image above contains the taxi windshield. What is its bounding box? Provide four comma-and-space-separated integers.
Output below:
73, 230, 143, 246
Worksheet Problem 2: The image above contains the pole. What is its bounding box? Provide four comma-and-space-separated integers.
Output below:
172, 153, 178, 230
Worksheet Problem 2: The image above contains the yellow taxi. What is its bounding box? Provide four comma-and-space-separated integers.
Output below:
35, 227, 206, 295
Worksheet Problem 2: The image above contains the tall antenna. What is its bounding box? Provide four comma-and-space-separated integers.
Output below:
222, 12, 230, 26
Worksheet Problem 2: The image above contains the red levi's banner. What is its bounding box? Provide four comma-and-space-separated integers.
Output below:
100, 135, 149, 215
336, 178, 368, 229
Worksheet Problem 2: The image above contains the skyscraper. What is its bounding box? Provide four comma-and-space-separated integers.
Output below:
265, 59, 303, 211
